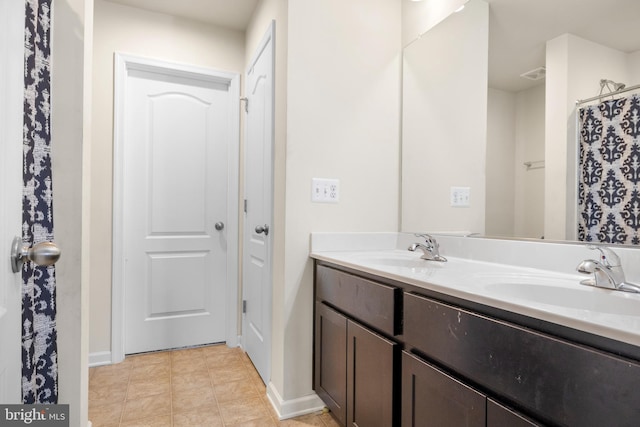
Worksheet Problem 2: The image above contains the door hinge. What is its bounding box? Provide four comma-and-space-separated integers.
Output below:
240, 97, 249, 113
244, 199, 248, 213
242, 300, 247, 313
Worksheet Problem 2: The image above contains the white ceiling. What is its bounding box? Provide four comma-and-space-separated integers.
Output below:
102, 0, 640, 92
103, 0, 259, 31
487, 0, 640, 92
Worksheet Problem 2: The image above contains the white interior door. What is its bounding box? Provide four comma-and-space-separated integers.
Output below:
243, 22, 275, 384
119, 57, 237, 354
0, 0, 25, 403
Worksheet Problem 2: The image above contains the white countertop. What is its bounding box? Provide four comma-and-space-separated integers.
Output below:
310, 233, 640, 348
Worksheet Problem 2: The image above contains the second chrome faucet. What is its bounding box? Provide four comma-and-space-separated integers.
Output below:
408, 233, 447, 262
576, 245, 640, 293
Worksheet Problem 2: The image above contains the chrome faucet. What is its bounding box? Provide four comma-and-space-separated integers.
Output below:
408, 233, 447, 262
576, 245, 640, 293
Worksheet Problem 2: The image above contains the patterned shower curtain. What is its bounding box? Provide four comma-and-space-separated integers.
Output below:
578, 93, 640, 244
22, 0, 58, 403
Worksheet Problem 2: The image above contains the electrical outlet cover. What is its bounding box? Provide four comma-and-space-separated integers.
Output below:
312, 178, 340, 203
450, 186, 470, 207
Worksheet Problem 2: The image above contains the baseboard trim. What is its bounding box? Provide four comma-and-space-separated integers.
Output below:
88, 351, 112, 367
266, 381, 326, 420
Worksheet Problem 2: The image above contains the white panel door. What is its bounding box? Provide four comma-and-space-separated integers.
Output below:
123, 64, 231, 354
243, 23, 275, 384
0, 0, 25, 403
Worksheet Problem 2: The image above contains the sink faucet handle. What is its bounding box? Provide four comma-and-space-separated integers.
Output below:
414, 233, 435, 243
586, 244, 621, 268
414, 233, 437, 250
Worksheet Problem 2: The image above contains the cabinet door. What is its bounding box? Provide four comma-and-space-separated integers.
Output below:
346, 320, 397, 427
315, 302, 348, 425
487, 399, 540, 427
401, 351, 485, 427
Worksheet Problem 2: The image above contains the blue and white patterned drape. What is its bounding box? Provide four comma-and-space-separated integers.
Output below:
22, 0, 58, 404
578, 94, 640, 245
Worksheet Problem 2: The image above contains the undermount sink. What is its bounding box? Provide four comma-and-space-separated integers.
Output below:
348, 251, 439, 270
486, 282, 640, 316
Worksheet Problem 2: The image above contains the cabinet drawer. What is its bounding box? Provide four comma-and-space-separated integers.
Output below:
401, 351, 485, 427
316, 265, 401, 336
404, 292, 640, 427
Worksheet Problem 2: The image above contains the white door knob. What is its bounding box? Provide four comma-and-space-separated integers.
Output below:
255, 225, 269, 236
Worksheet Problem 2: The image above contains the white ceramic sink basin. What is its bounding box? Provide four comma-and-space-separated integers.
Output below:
347, 251, 439, 270
485, 282, 640, 316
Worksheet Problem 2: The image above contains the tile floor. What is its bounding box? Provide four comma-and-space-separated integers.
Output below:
89, 344, 339, 427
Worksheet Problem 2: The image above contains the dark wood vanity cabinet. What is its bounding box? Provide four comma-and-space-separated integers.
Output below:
315, 302, 398, 427
314, 262, 640, 427
314, 264, 401, 426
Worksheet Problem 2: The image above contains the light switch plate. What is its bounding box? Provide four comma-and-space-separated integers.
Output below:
312, 178, 340, 203
450, 186, 470, 207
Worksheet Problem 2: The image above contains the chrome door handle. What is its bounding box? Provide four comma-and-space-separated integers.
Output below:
215, 222, 225, 231
11, 236, 61, 273
255, 225, 269, 236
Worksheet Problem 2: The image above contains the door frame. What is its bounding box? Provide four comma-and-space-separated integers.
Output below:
111, 53, 240, 362
0, 0, 25, 402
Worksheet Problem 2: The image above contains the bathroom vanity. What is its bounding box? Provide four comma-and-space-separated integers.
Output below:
311, 233, 640, 427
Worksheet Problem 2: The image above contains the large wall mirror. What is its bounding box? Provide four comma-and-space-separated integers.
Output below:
402, 0, 640, 244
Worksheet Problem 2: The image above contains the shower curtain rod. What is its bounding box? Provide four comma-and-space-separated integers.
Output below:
576, 83, 640, 105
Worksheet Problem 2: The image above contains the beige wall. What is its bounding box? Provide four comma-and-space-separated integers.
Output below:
486, 88, 516, 237
282, 0, 401, 401
401, 0, 489, 234
402, 0, 467, 47
486, 84, 546, 239
631, 51, 640, 79
52, 0, 91, 423
514, 84, 545, 238
89, 0, 246, 357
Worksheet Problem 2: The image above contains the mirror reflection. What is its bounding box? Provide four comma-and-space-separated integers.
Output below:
401, 0, 640, 244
